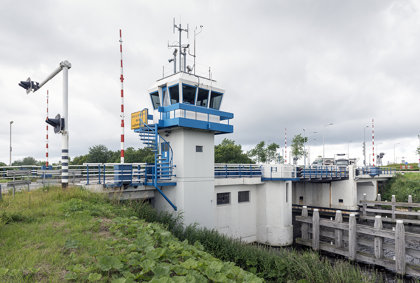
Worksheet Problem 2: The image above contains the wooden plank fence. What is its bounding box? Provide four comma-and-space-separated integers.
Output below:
296, 206, 420, 277
360, 193, 420, 225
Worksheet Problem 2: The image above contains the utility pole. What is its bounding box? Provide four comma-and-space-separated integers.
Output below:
19, 60, 71, 189
363, 125, 369, 166
9, 121, 13, 166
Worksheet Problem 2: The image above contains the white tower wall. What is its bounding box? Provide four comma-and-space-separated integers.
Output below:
153, 128, 215, 228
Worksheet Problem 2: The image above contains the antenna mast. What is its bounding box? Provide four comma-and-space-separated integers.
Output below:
46, 90, 49, 167
372, 118, 375, 167
169, 18, 189, 73
119, 29, 125, 163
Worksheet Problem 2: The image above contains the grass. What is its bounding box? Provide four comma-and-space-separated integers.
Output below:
0, 186, 262, 282
127, 201, 379, 282
381, 172, 420, 202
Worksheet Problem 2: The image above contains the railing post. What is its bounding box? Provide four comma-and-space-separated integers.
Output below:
301, 206, 309, 241
97, 165, 101, 184
335, 210, 343, 248
312, 209, 320, 251
408, 195, 412, 212
395, 220, 406, 275
374, 215, 383, 259
103, 164, 106, 184
86, 165, 90, 185
362, 193, 367, 217
225, 165, 227, 178
349, 214, 357, 261
392, 195, 396, 221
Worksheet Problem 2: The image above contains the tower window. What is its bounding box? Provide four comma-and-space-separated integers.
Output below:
196, 88, 209, 107
182, 84, 196, 104
238, 191, 250, 203
150, 92, 160, 109
169, 84, 179, 104
217, 192, 230, 205
209, 91, 223, 110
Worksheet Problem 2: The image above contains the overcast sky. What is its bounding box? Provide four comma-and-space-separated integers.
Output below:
0, 0, 419, 166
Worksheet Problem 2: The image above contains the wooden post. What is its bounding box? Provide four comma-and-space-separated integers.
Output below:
335, 210, 343, 248
374, 215, 383, 259
349, 214, 357, 261
301, 206, 309, 240
392, 195, 396, 221
362, 193, 367, 217
408, 195, 412, 212
312, 209, 320, 251
395, 220, 406, 275
377, 194, 381, 201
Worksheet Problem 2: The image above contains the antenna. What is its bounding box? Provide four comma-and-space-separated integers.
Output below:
168, 18, 190, 73
119, 29, 125, 163
188, 25, 203, 75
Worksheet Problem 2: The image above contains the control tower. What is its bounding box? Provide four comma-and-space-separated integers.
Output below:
132, 21, 233, 228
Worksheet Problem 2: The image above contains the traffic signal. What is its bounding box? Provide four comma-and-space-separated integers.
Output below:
46, 114, 64, 134
18, 77, 40, 94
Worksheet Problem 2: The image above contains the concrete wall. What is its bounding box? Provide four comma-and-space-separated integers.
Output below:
214, 179, 293, 246
357, 180, 377, 201
153, 128, 215, 228
256, 181, 293, 246
292, 166, 359, 211
214, 183, 258, 242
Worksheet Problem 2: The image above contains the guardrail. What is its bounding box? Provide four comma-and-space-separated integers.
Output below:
298, 166, 349, 180
356, 166, 396, 176
214, 164, 262, 178
296, 207, 420, 277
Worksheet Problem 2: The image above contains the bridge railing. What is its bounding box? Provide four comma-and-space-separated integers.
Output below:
356, 166, 396, 177
298, 165, 349, 179
214, 164, 262, 178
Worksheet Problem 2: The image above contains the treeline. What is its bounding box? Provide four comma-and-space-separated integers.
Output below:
1, 137, 301, 166
71, 145, 155, 165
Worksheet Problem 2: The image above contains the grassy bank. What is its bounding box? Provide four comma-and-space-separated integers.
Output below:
128, 201, 378, 282
381, 172, 420, 202
0, 187, 261, 282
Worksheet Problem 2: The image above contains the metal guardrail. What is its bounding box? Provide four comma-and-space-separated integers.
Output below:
357, 166, 396, 177
298, 166, 349, 179
214, 164, 262, 178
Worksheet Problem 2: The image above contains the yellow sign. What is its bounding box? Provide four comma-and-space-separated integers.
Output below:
131, 111, 140, 129
131, 109, 148, 130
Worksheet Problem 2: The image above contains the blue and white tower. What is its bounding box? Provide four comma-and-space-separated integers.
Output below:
132, 22, 233, 228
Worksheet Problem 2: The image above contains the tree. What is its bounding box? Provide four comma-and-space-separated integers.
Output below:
215, 139, 254, 164
85, 145, 114, 163
124, 147, 155, 163
0, 162, 6, 166
71, 155, 88, 165
247, 141, 280, 164
417, 146, 420, 156
291, 134, 308, 162
12, 156, 38, 166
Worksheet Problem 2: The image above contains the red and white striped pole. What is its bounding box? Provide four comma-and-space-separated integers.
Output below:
284, 128, 287, 164
119, 29, 125, 163
372, 118, 375, 167
46, 90, 49, 167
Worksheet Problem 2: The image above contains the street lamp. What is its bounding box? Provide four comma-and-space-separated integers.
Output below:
322, 123, 334, 164
394, 143, 400, 164
9, 121, 13, 166
363, 125, 369, 167
19, 61, 71, 189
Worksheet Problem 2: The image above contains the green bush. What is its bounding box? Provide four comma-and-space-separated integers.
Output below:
381, 173, 420, 202
127, 201, 378, 282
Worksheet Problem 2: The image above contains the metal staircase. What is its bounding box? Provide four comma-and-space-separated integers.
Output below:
138, 123, 177, 210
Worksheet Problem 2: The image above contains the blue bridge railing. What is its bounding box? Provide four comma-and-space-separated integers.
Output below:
214, 164, 262, 178
297, 166, 349, 179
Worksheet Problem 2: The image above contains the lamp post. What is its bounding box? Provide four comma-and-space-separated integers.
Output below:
9, 121, 13, 166
322, 123, 333, 164
394, 143, 400, 164
19, 60, 71, 189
